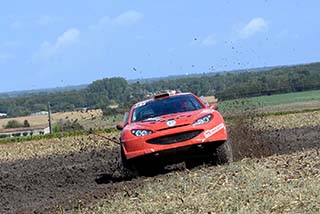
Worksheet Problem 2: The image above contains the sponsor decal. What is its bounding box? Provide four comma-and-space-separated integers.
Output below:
200, 109, 212, 114
204, 123, 225, 139
166, 119, 176, 127
134, 101, 147, 108
144, 117, 160, 122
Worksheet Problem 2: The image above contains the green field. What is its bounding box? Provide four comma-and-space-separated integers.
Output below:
219, 89, 320, 114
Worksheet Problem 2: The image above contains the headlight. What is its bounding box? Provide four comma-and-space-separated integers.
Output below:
131, 129, 153, 136
193, 114, 213, 126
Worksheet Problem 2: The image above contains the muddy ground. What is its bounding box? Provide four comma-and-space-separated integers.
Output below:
0, 120, 319, 213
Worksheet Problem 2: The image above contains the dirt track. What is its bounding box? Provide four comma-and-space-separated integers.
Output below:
0, 118, 320, 213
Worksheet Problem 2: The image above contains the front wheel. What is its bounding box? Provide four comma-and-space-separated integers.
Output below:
120, 146, 138, 177
120, 146, 164, 176
215, 140, 233, 164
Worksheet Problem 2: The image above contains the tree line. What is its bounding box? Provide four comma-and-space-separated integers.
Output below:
1, 62, 320, 117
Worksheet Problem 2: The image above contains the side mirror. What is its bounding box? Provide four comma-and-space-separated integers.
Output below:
199, 96, 209, 107
209, 103, 219, 110
116, 122, 125, 130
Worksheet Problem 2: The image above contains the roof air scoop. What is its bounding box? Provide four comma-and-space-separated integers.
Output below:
154, 93, 170, 99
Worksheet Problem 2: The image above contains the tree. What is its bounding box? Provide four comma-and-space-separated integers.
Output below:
1, 62, 320, 118
4, 120, 24, 129
23, 120, 30, 127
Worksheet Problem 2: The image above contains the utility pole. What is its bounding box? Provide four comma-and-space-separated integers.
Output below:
47, 102, 52, 134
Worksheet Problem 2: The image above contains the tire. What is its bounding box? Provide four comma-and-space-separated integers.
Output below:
120, 146, 138, 177
120, 145, 127, 166
215, 140, 233, 164
120, 146, 163, 176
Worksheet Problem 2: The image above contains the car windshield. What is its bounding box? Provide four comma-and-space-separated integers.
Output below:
131, 94, 204, 122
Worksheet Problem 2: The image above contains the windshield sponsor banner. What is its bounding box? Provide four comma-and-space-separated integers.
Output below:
143, 117, 161, 122
134, 101, 148, 109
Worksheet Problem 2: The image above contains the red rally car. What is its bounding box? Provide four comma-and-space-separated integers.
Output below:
116, 92, 232, 173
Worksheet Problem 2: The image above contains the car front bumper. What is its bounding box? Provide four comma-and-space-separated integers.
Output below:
122, 121, 227, 160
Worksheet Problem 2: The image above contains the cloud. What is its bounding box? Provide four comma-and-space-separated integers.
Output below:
35, 28, 80, 60
113, 10, 144, 25
238, 17, 268, 39
91, 10, 143, 30
55, 28, 80, 47
190, 34, 218, 47
201, 35, 217, 46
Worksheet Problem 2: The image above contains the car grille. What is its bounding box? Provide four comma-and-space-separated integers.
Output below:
157, 124, 189, 131
147, 130, 203, 145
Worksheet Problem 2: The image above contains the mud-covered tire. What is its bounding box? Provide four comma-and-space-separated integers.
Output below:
120, 146, 164, 176
120, 145, 128, 167
120, 146, 138, 177
215, 140, 233, 164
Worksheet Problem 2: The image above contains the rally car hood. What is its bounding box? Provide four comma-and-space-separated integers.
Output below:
127, 108, 213, 131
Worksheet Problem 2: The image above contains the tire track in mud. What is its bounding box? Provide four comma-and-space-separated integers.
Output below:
0, 123, 320, 213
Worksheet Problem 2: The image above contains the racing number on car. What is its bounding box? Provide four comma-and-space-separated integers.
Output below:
166, 119, 176, 127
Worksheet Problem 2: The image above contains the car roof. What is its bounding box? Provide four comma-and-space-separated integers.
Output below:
132, 92, 193, 109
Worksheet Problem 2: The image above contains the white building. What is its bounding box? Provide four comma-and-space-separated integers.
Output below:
31, 111, 49, 116
0, 113, 7, 118
0, 125, 50, 138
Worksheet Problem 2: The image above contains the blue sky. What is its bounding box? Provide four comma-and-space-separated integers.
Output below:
0, 0, 319, 92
